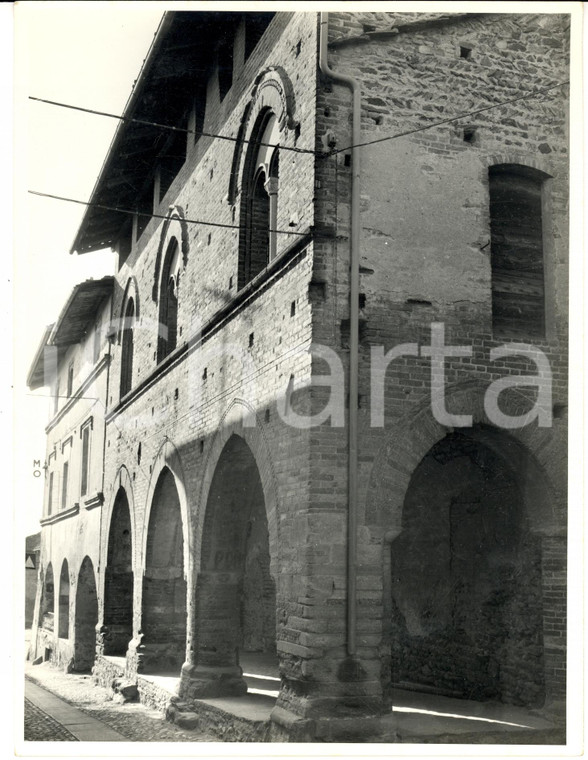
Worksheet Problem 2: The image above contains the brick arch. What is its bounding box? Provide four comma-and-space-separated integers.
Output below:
117, 276, 140, 344
141, 438, 190, 579
152, 207, 189, 302
485, 152, 555, 179
57, 558, 70, 639
104, 466, 137, 568
102, 476, 135, 657
366, 380, 559, 537
73, 556, 98, 672
40, 561, 55, 629
195, 398, 279, 578
228, 66, 298, 206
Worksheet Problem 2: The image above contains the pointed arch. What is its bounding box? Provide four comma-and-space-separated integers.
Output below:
74, 556, 98, 671
41, 562, 55, 632
152, 207, 189, 302
58, 559, 70, 638
120, 297, 135, 397
140, 442, 189, 673
103, 487, 134, 655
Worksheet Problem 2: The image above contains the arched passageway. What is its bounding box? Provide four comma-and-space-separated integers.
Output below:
41, 563, 55, 632
195, 434, 277, 695
103, 489, 133, 655
74, 557, 98, 672
389, 429, 545, 706
142, 467, 186, 673
58, 560, 70, 638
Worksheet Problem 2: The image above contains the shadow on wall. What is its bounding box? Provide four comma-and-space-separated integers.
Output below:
390, 429, 545, 707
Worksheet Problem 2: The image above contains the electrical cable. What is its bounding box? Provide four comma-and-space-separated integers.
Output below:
27, 190, 325, 239
329, 80, 569, 155
28, 96, 323, 157
30, 78, 569, 162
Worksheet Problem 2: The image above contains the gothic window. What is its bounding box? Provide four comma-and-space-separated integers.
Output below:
489, 164, 549, 339
238, 110, 280, 290
120, 298, 135, 398
157, 238, 180, 362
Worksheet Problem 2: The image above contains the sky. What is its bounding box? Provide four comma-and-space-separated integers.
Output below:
13, 3, 166, 535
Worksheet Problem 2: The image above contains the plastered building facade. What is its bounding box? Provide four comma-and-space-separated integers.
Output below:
29, 11, 569, 742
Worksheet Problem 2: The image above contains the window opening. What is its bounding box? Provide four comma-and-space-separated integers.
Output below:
489, 164, 547, 338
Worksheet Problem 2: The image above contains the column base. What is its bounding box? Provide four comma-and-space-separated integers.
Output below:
269, 705, 397, 742
180, 663, 248, 698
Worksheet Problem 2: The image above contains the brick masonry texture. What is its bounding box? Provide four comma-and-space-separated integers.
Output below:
30, 11, 569, 742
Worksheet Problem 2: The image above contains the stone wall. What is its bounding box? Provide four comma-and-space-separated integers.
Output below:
311, 10, 568, 709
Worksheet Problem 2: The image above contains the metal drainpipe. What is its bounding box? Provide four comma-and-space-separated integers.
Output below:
319, 11, 361, 658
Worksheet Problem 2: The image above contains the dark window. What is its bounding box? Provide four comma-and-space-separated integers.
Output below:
238, 110, 279, 290
218, 32, 233, 101
61, 462, 69, 510
489, 164, 548, 338
58, 561, 70, 639
47, 472, 54, 516
157, 239, 179, 362
80, 425, 90, 498
136, 185, 152, 241
120, 298, 135, 398
158, 115, 188, 202
244, 13, 274, 60
66, 365, 73, 397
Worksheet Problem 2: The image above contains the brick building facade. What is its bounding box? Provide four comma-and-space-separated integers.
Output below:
28, 11, 569, 742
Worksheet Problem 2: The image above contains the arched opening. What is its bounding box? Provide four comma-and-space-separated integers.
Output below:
142, 467, 186, 673
120, 297, 135, 398
389, 429, 545, 706
58, 560, 70, 639
41, 563, 55, 632
238, 110, 280, 289
103, 489, 133, 656
195, 434, 277, 696
157, 239, 179, 362
74, 557, 98, 672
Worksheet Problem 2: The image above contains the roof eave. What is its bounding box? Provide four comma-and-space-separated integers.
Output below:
69, 11, 175, 256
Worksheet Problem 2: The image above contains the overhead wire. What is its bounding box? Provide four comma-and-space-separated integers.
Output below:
28, 96, 323, 157
29, 78, 569, 163
27, 190, 323, 239
329, 80, 569, 155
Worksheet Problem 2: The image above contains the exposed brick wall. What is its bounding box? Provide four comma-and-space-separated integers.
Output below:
99, 10, 320, 710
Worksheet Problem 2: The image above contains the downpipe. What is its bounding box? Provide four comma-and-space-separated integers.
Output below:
319, 12, 361, 662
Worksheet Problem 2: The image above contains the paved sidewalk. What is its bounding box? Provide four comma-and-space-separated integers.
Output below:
25, 679, 130, 742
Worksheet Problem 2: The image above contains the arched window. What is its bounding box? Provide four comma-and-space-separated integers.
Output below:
120, 298, 135, 398
42, 564, 54, 631
489, 164, 549, 339
238, 110, 280, 290
157, 239, 179, 362
58, 560, 70, 639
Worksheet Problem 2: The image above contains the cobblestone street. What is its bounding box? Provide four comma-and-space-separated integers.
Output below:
24, 698, 78, 741
24, 662, 217, 743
